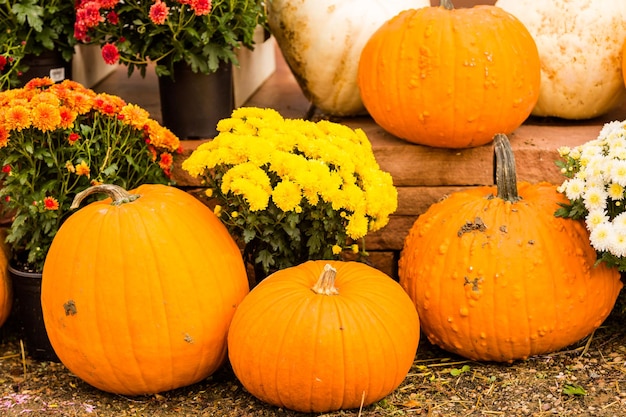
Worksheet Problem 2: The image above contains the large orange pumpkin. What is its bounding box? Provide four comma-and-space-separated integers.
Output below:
228, 261, 420, 413
398, 134, 622, 362
358, 0, 541, 148
41, 184, 249, 395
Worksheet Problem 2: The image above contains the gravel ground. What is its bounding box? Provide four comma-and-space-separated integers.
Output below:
1, 305, 626, 416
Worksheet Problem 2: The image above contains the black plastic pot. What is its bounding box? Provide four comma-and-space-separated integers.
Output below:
4, 264, 58, 362
18, 50, 72, 86
158, 61, 234, 140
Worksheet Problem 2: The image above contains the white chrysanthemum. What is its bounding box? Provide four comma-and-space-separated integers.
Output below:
608, 226, 626, 258
589, 222, 612, 252
599, 120, 625, 139
558, 146, 571, 157
585, 209, 609, 231
562, 177, 586, 200
608, 182, 625, 200
582, 186, 608, 211
613, 212, 626, 229
568, 147, 582, 160
613, 148, 626, 160
609, 159, 626, 186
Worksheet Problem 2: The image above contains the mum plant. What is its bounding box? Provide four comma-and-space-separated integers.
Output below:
74, 0, 268, 78
556, 120, 626, 271
0, 77, 180, 273
0, 0, 77, 89
182, 107, 398, 277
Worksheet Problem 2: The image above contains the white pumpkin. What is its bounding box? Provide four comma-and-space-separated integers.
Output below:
495, 0, 626, 120
268, 0, 431, 116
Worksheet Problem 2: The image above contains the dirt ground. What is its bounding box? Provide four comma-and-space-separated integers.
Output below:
0, 304, 626, 417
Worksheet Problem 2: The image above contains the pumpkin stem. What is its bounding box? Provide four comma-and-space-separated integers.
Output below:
311, 264, 339, 296
70, 184, 140, 210
440, 0, 454, 10
493, 134, 521, 203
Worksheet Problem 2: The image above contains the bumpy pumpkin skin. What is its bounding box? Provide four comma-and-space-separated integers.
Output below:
358, 5, 540, 148
228, 260, 420, 413
268, 0, 430, 116
496, 0, 626, 120
398, 183, 622, 362
41, 184, 249, 395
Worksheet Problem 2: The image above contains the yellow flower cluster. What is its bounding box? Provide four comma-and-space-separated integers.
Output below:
183, 107, 397, 240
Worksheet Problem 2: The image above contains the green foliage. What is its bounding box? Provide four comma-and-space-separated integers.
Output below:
75, 0, 268, 78
0, 0, 76, 89
0, 79, 179, 272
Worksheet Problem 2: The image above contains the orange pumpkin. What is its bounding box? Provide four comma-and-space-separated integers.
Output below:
358, 0, 541, 148
398, 134, 622, 362
228, 261, 420, 413
41, 184, 249, 395
0, 231, 11, 329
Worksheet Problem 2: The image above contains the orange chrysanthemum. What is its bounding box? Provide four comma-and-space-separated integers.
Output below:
144, 119, 180, 152
159, 152, 173, 170
59, 107, 77, 129
67, 91, 96, 114
24, 77, 54, 90
75, 160, 90, 178
120, 103, 150, 130
0, 128, 9, 148
5, 106, 31, 131
32, 103, 62, 132
31, 91, 60, 107
93, 93, 126, 115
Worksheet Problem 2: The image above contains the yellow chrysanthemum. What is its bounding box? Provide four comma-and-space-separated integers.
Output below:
272, 180, 302, 212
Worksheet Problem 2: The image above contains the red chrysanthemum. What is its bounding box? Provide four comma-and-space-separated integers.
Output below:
149, 0, 170, 25
101, 43, 120, 65
43, 196, 60, 211
191, 0, 212, 16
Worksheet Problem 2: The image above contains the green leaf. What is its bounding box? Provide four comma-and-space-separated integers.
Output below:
450, 365, 470, 377
12, 1, 44, 32
562, 384, 587, 396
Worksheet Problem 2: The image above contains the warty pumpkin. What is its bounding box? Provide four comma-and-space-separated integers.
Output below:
227, 260, 420, 413
398, 134, 623, 362
358, 0, 540, 148
41, 184, 249, 395
268, 0, 430, 116
496, 0, 626, 120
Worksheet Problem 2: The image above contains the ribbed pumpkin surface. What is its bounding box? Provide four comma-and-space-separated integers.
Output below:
358, 4, 540, 148
399, 182, 622, 362
41, 184, 249, 395
228, 260, 420, 413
